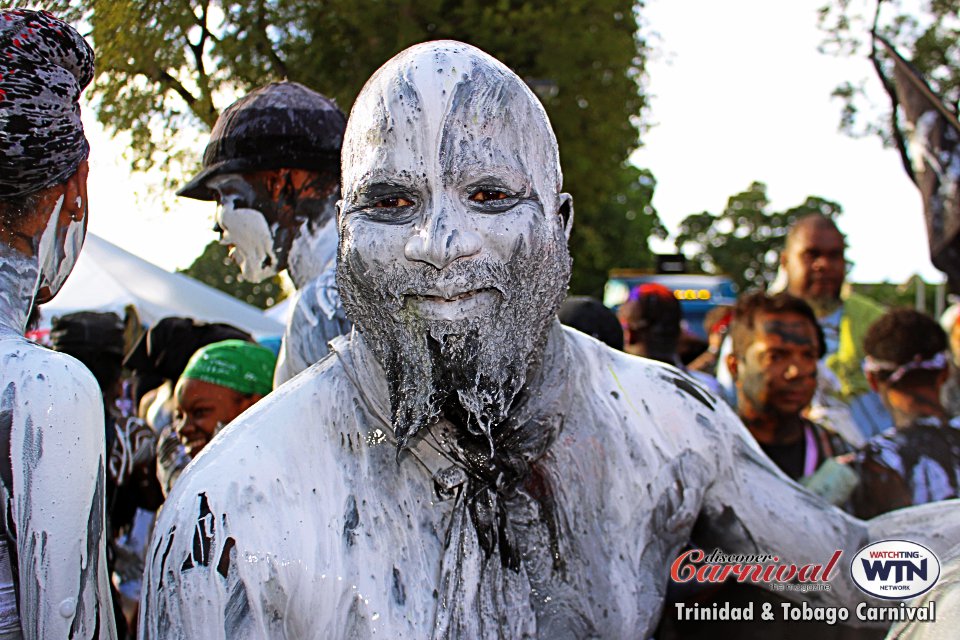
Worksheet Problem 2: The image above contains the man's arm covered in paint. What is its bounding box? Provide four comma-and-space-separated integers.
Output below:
697, 399, 960, 611
11, 351, 116, 639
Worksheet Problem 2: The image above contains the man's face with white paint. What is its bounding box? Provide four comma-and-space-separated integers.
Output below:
337, 43, 572, 449
206, 172, 281, 282
205, 168, 338, 283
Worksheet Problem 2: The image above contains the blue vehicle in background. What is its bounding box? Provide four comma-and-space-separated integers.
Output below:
603, 265, 738, 340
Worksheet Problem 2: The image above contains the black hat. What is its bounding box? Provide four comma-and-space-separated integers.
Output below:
50, 311, 125, 358
177, 82, 346, 201
122, 316, 254, 381
558, 296, 624, 351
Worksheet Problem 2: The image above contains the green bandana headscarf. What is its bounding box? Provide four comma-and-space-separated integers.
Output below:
180, 339, 276, 396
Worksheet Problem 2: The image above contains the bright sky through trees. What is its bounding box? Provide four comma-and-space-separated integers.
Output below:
83, 0, 942, 285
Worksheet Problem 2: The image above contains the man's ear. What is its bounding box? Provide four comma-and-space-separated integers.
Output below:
558, 193, 573, 240
726, 353, 739, 382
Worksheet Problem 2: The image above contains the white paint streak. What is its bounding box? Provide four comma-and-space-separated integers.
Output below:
216, 203, 278, 283
34, 195, 85, 301
287, 213, 337, 289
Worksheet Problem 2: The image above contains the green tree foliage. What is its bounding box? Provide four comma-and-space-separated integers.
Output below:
178, 241, 287, 309
50, 0, 663, 296
675, 181, 843, 293
817, 0, 960, 165
851, 280, 941, 312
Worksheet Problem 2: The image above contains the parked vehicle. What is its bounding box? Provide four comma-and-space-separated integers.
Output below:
603, 270, 738, 339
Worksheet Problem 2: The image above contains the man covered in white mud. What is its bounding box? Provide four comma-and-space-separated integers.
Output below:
0, 10, 115, 638
176, 82, 350, 386
141, 41, 960, 639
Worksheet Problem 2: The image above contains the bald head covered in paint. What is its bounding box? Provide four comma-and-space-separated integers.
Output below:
337, 41, 573, 449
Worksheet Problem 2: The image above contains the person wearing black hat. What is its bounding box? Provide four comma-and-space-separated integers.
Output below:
557, 296, 623, 350
0, 9, 116, 638
178, 82, 352, 386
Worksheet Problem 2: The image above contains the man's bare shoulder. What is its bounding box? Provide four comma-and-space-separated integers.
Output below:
561, 326, 744, 452
562, 327, 722, 412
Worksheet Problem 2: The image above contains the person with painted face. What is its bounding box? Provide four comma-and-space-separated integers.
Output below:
662, 293, 866, 640
657, 292, 886, 640
0, 10, 116, 638
851, 309, 960, 518
715, 215, 887, 448
727, 292, 853, 487
141, 42, 960, 639
177, 82, 351, 387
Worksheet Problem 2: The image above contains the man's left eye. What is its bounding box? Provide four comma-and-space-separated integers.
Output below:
469, 190, 509, 202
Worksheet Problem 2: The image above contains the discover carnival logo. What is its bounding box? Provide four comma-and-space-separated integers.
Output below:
850, 540, 940, 600
669, 544, 940, 625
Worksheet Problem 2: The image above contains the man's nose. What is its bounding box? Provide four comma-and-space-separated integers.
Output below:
784, 359, 816, 380
404, 204, 482, 269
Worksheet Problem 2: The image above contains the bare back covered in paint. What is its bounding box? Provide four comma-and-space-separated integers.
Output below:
139, 42, 960, 638
0, 231, 114, 638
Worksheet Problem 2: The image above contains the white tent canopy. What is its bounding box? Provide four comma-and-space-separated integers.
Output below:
39, 233, 284, 340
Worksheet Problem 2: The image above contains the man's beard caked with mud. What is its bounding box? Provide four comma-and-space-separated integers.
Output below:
337, 232, 572, 453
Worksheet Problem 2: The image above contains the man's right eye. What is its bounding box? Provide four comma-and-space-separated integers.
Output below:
374, 196, 413, 208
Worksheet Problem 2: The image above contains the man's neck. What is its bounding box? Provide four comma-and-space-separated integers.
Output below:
808, 297, 842, 319
0, 244, 39, 335
739, 408, 806, 445
287, 214, 337, 289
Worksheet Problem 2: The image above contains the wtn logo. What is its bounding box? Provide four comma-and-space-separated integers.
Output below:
851, 541, 940, 600
860, 558, 927, 583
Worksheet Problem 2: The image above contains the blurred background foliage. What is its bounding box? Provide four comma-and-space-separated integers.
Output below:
178, 241, 288, 309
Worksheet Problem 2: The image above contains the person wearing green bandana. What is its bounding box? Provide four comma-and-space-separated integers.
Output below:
173, 339, 276, 465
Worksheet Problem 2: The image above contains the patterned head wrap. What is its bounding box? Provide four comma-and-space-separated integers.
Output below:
180, 339, 276, 397
863, 351, 950, 385
0, 10, 94, 199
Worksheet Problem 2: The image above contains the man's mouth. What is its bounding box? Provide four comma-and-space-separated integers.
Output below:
404, 287, 498, 320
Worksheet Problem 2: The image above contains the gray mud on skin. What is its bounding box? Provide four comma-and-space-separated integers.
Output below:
0, 213, 115, 637
139, 41, 960, 640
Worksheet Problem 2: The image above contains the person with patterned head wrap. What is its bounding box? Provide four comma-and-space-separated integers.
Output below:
852, 309, 960, 518
170, 340, 275, 487
0, 9, 116, 639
